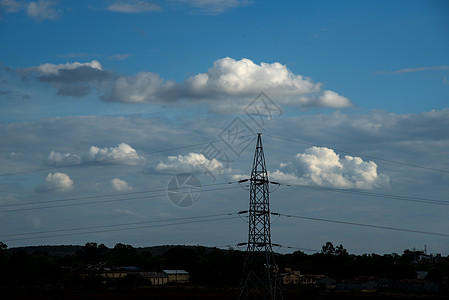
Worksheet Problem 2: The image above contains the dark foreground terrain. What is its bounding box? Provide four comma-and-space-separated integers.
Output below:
2, 286, 448, 300
1, 242, 448, 299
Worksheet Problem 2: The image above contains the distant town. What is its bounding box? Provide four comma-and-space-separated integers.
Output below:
1, 241, 448, 299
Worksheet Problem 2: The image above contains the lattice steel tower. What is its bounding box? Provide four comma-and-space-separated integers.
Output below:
239, 133, 282, 300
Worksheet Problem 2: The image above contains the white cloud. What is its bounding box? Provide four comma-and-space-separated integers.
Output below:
269, 170, 301, 183
111, 208, 136, 215
271, 146, 389, 190
103, 57, 352, 113
0, 195, 18, 204
107, 0, 161, 13
16, 58, 351, 111
22, 60, 103, 75
108, 53, 133, 61
46, 150, 81, 165
57, 53, 133, 61
316, 90, 352, 108
230, 173, 248, 181
156, 152, 230, 175
111, 178, 133, 192
19, 60, 109, 97
46, 143, 145, 166
175, 0, 249, 14
187, 57, 320, 96
376, 65, 449, 74
1, 0, 61, 20
27, 216, 42, 228
0, 0, 21, 12
26, 0, 61, 21
86, 143, 145, 165
37, 172, 74, 192
105, 71, 173, 103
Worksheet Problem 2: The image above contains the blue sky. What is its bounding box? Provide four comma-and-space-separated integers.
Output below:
1, 0, 449, 255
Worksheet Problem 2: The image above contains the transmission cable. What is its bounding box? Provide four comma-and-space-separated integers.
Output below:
0, 212, 240, 240
274, 212, 449, 238
275, 181, 449, 206
0, 184, 239, 214
1, 213, 241, 242
0, 181, 235, 209
263, 133, 449, 174
0, 134, 257, 177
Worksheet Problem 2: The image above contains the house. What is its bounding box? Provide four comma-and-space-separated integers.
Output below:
163, 269, 189, 283
280, 269, 335, 289
280, 269, 301, 285
140, 271, 168, 285
100, 266, 142, 279
301, 274, 327, 286
100, 268, 128, 279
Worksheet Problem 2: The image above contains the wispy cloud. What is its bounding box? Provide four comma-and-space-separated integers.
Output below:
106, 0, 162, 13
0, 0, 21, 13
1, 0, 62, 21
26, 0, 61, 21
58, 53, 133, 61
172, 0, 250, 14
376, 65, 449, 74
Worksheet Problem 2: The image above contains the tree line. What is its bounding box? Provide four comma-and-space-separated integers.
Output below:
1, 241, 448, 290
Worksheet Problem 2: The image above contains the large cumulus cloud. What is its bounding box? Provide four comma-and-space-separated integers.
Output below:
103, 57, 352, 113
271, 146, 389, 189
15, 57, 351, 113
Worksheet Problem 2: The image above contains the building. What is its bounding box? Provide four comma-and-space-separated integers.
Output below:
163, 269, 189, 283
280, 268, 301, 285
280, 269, 335, 289
140, 271, 168, 285
301, 274, 327, 286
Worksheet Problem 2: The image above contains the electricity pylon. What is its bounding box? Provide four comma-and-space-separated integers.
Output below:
238, 133, 282, 300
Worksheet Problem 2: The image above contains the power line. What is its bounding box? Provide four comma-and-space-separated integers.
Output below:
0, 181, 235, 208
264, 134, 449, 174
0, 134, 257, 177
274, 212, 449, 238
235, 241, 319, 253
273, 243, 319, 253
275, 181, 449, 206
0, 185, 240, 214
0, 212, 239, 240
0, 142, 208, 177
1, 215, 241, 242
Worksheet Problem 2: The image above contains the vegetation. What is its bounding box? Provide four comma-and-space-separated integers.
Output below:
1, 241, 448, 294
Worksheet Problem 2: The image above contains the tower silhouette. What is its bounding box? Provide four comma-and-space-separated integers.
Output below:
238, 133, 282, 300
